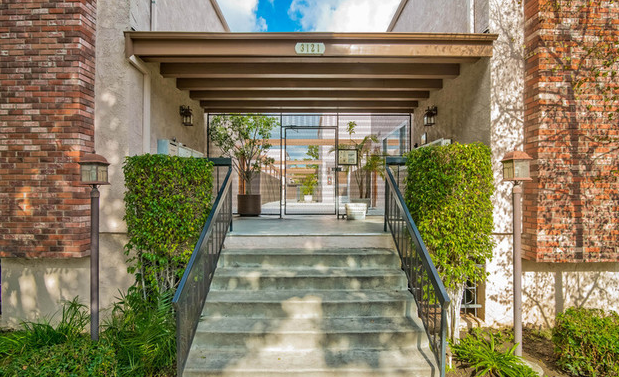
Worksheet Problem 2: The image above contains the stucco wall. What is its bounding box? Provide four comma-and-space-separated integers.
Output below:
411, 58, 491, 147
155, 0, 227, 32
1, 234, 131, 327
96, 0, 217, 288
391, 0, 619, 327
390, 0, 470, 33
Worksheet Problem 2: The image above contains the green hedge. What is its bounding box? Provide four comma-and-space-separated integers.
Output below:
553, 307, 619, 376
123, 154, 214, 296
404, 142, 494, 288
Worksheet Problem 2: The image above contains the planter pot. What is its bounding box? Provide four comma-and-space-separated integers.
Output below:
351, 198, 371, 213
345, 203, 367, 220
304, 195, 313, 202
238, 194, 261, 216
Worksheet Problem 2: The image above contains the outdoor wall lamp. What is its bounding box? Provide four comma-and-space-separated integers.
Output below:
79, 151, 110, 341
180, 105, 193, 126
423, 106, 437, 127
501, 150, 533, 357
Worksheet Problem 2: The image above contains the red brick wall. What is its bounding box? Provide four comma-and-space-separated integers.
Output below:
523, 0, 619, 262
0, 0, 97, 258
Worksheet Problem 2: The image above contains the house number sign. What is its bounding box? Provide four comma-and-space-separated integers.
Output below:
295, 42, 325, 55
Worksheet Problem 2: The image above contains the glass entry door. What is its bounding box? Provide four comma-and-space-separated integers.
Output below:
284, 127, 336, 215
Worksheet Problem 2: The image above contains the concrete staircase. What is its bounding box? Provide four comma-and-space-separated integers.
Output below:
183, 233, 438, 376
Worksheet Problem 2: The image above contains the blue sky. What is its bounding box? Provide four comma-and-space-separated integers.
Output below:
217, 0, 401, 32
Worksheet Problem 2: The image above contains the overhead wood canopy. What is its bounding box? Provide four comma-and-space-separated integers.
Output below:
125, 32, 496, 114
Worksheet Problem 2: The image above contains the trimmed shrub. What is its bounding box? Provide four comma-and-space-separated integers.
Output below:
404, 142, 494, 339
552, 307, 619, 377
123, 154, 214, 296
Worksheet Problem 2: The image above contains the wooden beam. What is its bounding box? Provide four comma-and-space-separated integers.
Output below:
201, 100, 418, 112
125, 31, 497, 59
178, 78, 443, 91
161, 63, 460, 79
191, 90, 430, 101
205, 108, 414, 114
143, 56, 478, 64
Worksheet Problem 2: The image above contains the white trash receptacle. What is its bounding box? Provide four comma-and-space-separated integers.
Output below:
345, 203, 367, 220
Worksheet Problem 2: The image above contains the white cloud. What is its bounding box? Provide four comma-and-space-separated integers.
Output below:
288, 0, 400, 32
217, 0, 268, 31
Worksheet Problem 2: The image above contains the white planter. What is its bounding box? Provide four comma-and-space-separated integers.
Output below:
345, 203, 367, 220
304, 195, 313, 202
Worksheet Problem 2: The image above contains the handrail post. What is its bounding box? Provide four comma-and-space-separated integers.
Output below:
384, 172, 389, 232
440, 305, 448, 377
229, 183, 233, 232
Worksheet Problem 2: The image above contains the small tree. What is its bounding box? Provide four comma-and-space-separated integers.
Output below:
333, 121, 381, 199
404, 143, 495, 341
209, 114, 278, 194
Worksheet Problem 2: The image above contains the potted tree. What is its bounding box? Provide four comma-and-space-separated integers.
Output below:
209, 114, 278, 216
301, 173, 317, 202
338, 121, 383, 210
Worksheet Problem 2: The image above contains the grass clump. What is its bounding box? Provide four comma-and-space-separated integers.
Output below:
553, 307, 619, 377
102, 288, 176, 377
0, 298, 117, 376
0, 290, 177, 377
450, 328, 538, 377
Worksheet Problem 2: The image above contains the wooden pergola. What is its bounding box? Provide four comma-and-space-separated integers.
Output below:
125, 32, 496, 114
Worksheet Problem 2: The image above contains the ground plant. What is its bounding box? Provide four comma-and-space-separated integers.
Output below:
552, 307, 619, 377
123, 154, 214, 298
103, 288, 176, 377
0, 298, 118, 376
404, 142, 494, 340
450, 328, 538, 377
0, 292, 176, 377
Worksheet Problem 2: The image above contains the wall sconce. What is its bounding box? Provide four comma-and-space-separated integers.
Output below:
423, 106, 437, 127
180, 105, 193, 126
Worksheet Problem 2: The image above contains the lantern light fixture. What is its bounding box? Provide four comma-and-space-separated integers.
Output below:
79, 152, 110, 186
423, 106, 437, 127
501, 150, 533, 181
180, 105, 194, 127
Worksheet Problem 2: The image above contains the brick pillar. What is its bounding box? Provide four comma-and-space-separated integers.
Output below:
523, 0, 619, 262
0, 0, 97, 258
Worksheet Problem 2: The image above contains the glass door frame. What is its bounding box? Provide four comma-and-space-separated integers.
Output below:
283, 125, 338, 216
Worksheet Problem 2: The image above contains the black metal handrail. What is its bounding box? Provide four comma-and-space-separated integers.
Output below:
172, 159, 233, 376
384, 157, 450, 377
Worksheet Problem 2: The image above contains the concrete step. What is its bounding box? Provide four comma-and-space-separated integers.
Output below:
184, 348, 438, 377
193, 316, 428, 350
203, 289, 419, 319
224, 234, 394, 250
211, 267, 407, 291
221, 248, 400, 269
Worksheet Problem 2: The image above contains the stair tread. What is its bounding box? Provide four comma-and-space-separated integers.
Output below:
184, 348, 437, 373
196, 316, 424, 334
222, 248, 395, 255
205, 289, 415, 303
213, 267, 405, 276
